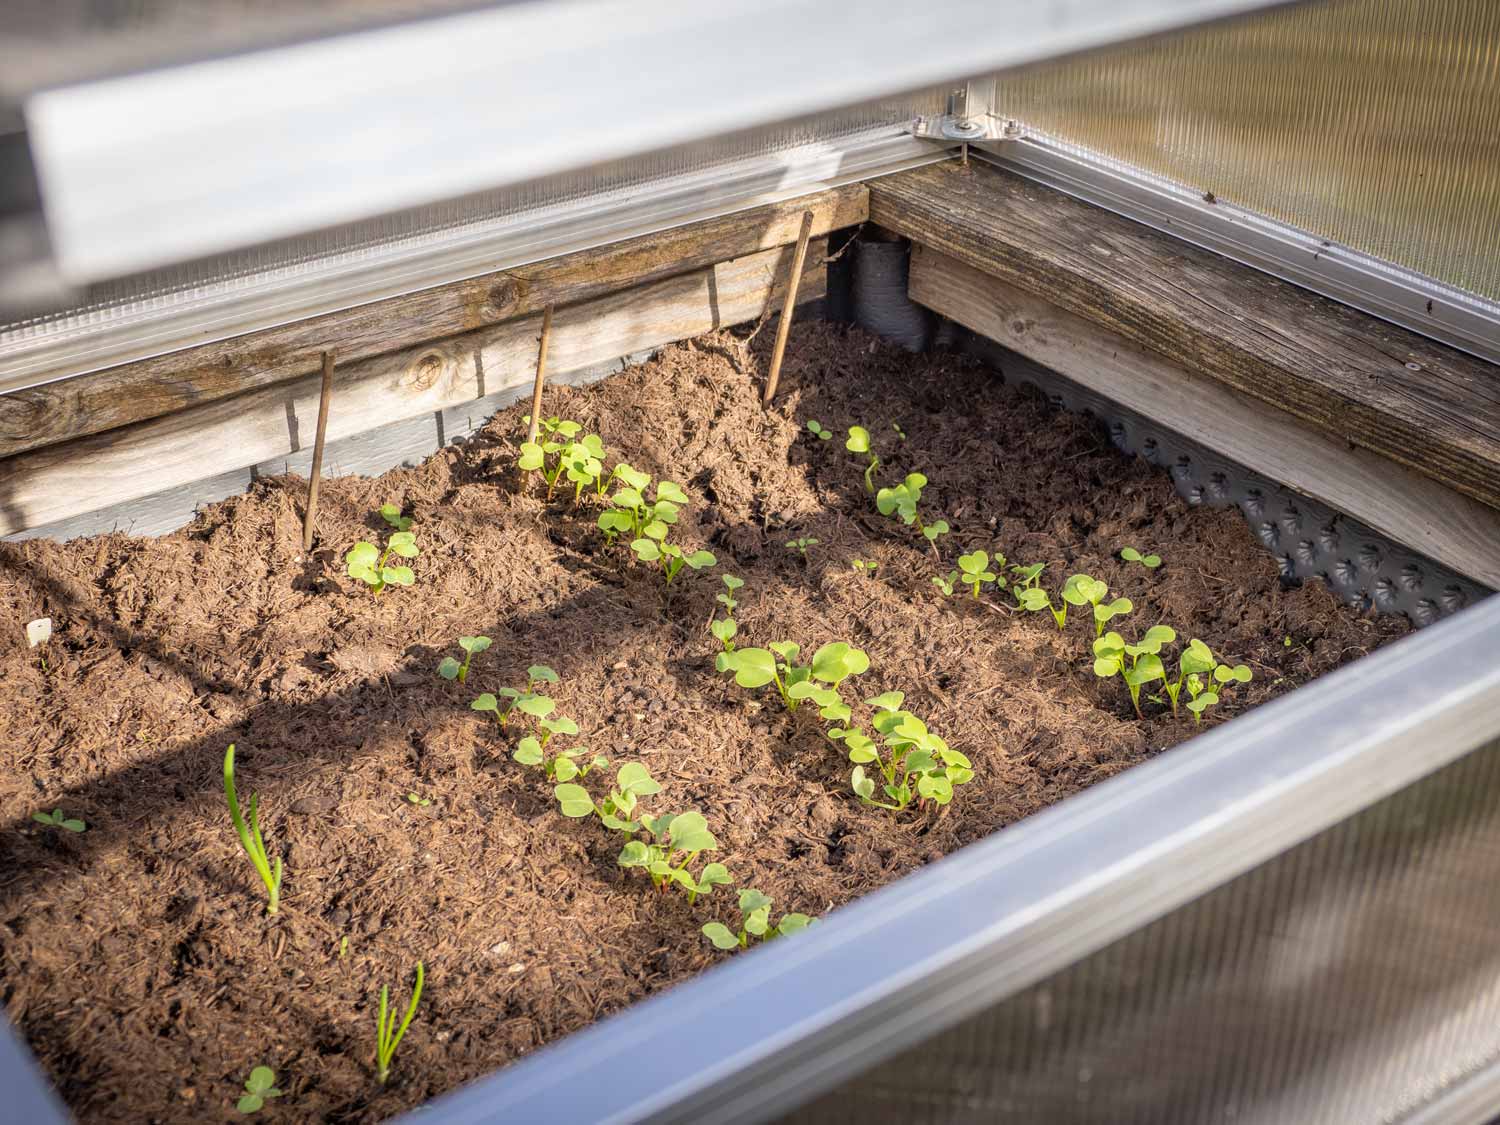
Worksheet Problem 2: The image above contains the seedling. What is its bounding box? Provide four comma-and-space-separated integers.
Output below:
374, 962, 424, 1085
223, 744, 283, 915
845, 426, 880, 492
1166, 639, 1253, 722
702, 889, 813, 950
597, 471, 675, 543
891, 422, 907, 442
1121, 546, 1162, 569
718, 641, 868, 713
557, 434, 608, 502
875, 472, 949, 551
785, 537, 818, 559
957, 550, 999, 598
345, 508, 419, 595
30, 808, 85, 833
378, 503, 412, 532
471, 665, 559, 729
711, 574, 743, 653
514, 738, 607, 782
405, 792, 431, 807
437, 635, 491, 683
931, 571, 957, 597
806, 420, 833, 441
832, 692, 973, 811
1093, 625, 1176, 718
236, 1067, 283, 1115
618, 811, 733, 903
1061, 574, 1132, 637
851, 559, 878, 575
554, 762, 662, 833
1010, 562, 1045, 590
517, 416, 582, 491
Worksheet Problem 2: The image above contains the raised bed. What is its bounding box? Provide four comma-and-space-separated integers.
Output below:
0, 320, 1425, 1122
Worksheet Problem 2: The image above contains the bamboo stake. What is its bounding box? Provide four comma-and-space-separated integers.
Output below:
301, 350, 335, 552
761, 210, 815, 408
526, 305, 555, 444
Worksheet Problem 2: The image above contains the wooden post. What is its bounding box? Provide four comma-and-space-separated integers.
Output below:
301, 351, 335, 552
526, 305, 554, 444
761, 210, 816, 408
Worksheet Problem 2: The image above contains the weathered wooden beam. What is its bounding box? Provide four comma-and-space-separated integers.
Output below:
871, 161, 1500, 512
0, 186, 865, 459
0, 241, 824, 538
910, 245, 1500, 589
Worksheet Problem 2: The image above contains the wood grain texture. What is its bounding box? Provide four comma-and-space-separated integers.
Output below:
910, 245, 1500, 588
0, 241, 824, 538
0, 185, 865, 458
871, 161, 1500, 511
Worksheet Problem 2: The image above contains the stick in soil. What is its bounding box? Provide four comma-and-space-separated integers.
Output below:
761, 210, 815, 408
301, 350, 336, 552
526, 305, 554, 445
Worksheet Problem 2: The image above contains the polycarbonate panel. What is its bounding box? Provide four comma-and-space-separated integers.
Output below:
989, 0, 1500, 302
787, 736, 1500, 1124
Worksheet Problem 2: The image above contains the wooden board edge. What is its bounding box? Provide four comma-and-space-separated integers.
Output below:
0, 185, 865, 459
909, 245, 1500, 589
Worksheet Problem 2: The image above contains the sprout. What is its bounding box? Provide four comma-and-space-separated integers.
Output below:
30, 808, 85, 833
846, 426, 879, 492
437, 635, 491, 683
851, 559, 879, 575
703, 889, 814, 951
235, 1067, 284, 1115
514, 737, 607, 782
223, 744, 283, 914
619, 810, 733, 903
1121, 546, 1162, 568
1062, 574, 1132, 637
471, 664, 559, 729
956, 550, 998, 598
875, 472, 949, 552
1166, 639, 1253, 723
931, 571, 958, 597
374, 962, 424, 1085
346, 505, 419, 595
785, 537, 819, 559
834, 693, 974, 812
405, 792, 431, 807
711, 575, 743, 653
553, 762, 663, 833
806, 420, 833, 441
718, 640, 869, 713
1093, 625, 1176, 718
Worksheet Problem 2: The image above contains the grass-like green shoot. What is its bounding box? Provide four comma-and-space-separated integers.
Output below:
374, 962, 424, 1085
223, 744, 283, 915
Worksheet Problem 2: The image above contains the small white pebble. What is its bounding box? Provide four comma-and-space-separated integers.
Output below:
25, 618, 51, 647
489, 941, 511, 956
507, 962, 526, 975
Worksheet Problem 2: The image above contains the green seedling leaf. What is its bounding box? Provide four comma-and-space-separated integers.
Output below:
1214, 663, 1254, 684
31, 808, 86, 832
437, 656, 462, 680
405, 792, 431, 807
1062, 574, 1108, 607
721, 647, 777, 688
810, 642, 870, 685
379, 503, 412, 532
845, 426, 871, 454
631, 538, 662, 562
777, 913, 813, 936
223, 745, 282, 914
655, 482, 690, 505
702, 922, 741, 950
236, 1065, 283, 1114
616, 762, 662, 798
1121, 546, 1163, 568
684, 550, 717, 570
513, 737, 544, 766
806, 420, 833, 440
518, 442, 545, 471
374, 962, 424, 1085
867, 691, 905, 711
553, 783, 595, 818
922, 519, 950, 544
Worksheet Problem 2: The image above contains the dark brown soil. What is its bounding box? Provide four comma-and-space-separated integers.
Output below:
0, 322, 1408, 1122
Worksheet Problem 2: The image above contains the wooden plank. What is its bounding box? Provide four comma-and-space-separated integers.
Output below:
910, 245, 1500, 588
0, 241, 824, 538
0, 185, 865, 458
871, 161, 1500, 511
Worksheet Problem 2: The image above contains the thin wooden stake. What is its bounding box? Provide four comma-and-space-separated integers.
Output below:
526, 305, 554, 444
301, 350, 335, 553
761, 209, 815, 409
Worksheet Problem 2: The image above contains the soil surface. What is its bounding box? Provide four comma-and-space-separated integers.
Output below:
0, 322, 1408, 1122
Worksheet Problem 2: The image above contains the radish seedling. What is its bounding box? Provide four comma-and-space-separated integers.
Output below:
1093, 625, 1176, 718
554, 762, 662, 833
957, 551, 998, 598
471, 664, 559, 729
785, 537, 818, 558
236, 1067, 283, 1114
1121, 546, 1162, 568
374, 962, 424, 1085
618, 811, 732, 903
711, 574, 743, 654
31, 808, 85, 833
830, 692, 973, 812
876, 473, 949, 551
437, 635, 491, 683
514, 737, 607, 782
405, 792, 431, 807
560, 434, 608, 503
702, 889, 813, 950
1062, 574, 1132, 636
1166, 639, 1253, 722
719, 641, 869, 713
518, 416, 581, 485
345, 509, 419, 595
852, 559, 878, 575
806, 420, 833, 441
846, 426, 879, 492
931, 571, 958, 597
223, 744, 283, 915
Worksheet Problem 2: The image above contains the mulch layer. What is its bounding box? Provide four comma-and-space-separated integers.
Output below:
0, 321, 1408, 1122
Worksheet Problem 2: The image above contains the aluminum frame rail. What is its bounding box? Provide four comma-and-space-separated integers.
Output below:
19, 0, 1297, 285
397, 592, 1500, 1124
